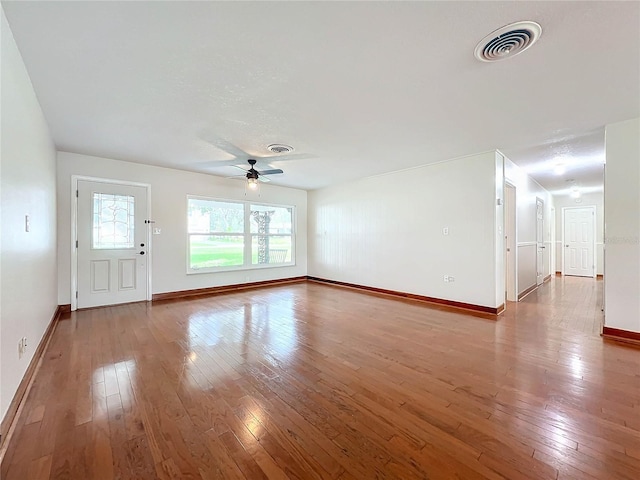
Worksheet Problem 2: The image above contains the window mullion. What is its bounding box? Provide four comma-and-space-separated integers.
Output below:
244, 203, 251, 267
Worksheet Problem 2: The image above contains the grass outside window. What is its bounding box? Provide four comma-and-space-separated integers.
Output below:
189, 235, 244, 269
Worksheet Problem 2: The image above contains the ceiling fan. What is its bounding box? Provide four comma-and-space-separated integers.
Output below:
196, 136, 315, 188
234, 159, 283, 190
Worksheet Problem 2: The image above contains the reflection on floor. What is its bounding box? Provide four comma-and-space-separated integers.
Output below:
510, 275, 604, 337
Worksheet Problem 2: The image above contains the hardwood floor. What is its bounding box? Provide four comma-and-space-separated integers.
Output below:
2, 276, 638, 479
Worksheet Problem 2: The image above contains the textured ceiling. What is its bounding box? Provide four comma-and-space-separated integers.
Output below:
2, 1, 638, 192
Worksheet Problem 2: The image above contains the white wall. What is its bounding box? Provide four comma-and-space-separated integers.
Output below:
57, 152, 307, 304
554, 192, 604, 275
604, 117, 640, 333
308, 151, 501, 309
1, 8, 58, 420
504, 156, 554, 296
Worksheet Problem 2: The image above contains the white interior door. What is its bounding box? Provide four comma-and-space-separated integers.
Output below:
536, 198, 544, 285
563, 207, 595, 277
505, 183, 517, 301
550, 207, 556, 276
77, 179, 149, 308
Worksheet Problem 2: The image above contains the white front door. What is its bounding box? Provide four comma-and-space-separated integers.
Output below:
77, 179, 149, 308
564, 207, 595, 277
536, 198, 544, 285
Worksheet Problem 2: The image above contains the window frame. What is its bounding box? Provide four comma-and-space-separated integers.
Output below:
186, 195, 296, 274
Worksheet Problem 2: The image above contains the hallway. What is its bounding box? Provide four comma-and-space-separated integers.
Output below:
508, 275, 604, 337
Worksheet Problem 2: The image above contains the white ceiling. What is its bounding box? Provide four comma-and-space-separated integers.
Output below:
3, 1, 638, 192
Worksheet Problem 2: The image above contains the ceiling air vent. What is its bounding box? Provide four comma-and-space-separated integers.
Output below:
474, 21, 542, 62
267, 144, 294, 154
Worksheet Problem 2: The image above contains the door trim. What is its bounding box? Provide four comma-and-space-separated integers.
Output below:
550, 206, 556, 281
504, 181, 517, 302
71, 175, 152, 311
536, 197, 545, 286
561, 205, 596, 278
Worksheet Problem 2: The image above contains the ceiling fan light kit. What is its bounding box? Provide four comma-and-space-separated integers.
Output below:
247, 177, 259, 190
240, 159, 283, 191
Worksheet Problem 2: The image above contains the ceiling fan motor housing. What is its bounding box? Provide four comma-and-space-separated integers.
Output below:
246, 159, 259, 179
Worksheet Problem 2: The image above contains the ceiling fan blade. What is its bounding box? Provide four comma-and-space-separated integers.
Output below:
202, 135, 249, 159
198, 159, 248, 169
258, 176, 271, 183
231, 165, 250, 172
255, 153, 316, 163
257, 169, 284, 175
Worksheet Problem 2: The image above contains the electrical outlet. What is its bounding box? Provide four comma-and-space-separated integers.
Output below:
444, 275, 449, 283
442, 227, 449, 236
448, 276, 455, 282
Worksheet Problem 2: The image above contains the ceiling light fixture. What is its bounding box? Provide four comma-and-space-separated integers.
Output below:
554, 163, 566, 175
570, 188, 581, 199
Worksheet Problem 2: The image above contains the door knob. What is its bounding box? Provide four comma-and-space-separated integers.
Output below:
139, 251, 145, 255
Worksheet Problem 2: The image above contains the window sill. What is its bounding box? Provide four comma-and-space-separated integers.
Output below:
187, 262, 296, 275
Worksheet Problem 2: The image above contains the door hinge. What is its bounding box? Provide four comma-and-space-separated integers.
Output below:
75, 240, 78, 248
75, 291, 78, 299
76, 190, 79, 198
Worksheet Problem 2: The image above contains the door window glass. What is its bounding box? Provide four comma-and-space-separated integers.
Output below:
92, 193, 135, 249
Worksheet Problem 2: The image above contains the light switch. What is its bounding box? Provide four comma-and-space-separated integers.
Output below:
443, 227, 449, 235
153, 227, 162, 235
